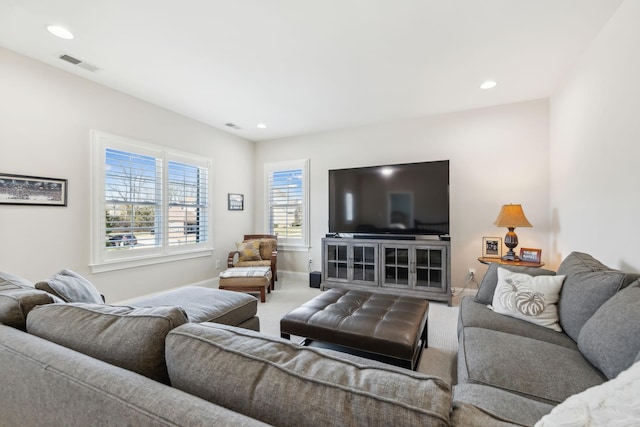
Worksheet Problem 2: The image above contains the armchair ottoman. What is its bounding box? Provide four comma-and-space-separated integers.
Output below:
219, 267, 272, 303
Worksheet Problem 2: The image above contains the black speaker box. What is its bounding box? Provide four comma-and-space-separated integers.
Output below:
309, 271, 321, 288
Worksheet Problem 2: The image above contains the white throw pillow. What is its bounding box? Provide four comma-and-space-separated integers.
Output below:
491, 267, 566, 331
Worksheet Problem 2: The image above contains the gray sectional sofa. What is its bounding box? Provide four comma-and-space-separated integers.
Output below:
0, 270, 452, 426
1, 252, 639, 426
453, 252, 640, 426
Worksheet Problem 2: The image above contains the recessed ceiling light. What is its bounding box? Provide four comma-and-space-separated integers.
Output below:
47, 25, 74, 40
257, 123, 267, 129
480, 80, 497, 90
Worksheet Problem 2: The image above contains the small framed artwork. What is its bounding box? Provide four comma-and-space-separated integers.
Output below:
519, 248, 542, 263
228, 193, 244, 211
0, 173, 67, 206
482, 237, 502, 258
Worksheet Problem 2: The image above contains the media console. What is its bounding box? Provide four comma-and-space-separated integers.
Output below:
321, 237, 452, 306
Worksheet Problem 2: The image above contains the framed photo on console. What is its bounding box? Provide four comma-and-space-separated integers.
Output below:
519, 248, 542, 263
482, 237, 502, 258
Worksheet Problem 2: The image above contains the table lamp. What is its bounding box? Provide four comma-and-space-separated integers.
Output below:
494, 204, 532, 261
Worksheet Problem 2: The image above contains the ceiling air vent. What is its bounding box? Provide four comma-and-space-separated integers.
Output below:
58, 53, 99, 72
225, 122, 241, 130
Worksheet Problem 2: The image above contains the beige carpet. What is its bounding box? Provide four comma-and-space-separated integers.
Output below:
256, 275, 465, 385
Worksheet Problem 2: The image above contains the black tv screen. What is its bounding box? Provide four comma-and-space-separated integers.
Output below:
329, 160, 449, 236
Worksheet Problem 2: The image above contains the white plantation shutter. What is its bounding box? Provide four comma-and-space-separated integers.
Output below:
167, 160, 208, 245
105, 148, 162, 248
91, 130, 212, 271
265, 159, 309, 248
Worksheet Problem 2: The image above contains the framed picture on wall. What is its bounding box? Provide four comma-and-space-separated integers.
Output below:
519, 248, 542, 263
0, 173, 67, 206
482, 237, 502, 258
228, 193, 244, 211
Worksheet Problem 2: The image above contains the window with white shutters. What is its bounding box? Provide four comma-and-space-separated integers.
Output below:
265, 159, 309, 249
167, 160, 208, 246
91, 130, 212, 272
105, 148, 162, 249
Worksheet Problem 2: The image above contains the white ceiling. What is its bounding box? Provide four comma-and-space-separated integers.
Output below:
0, 0, 623, 141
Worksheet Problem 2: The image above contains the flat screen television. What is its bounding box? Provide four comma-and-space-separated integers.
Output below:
328, 160, 449, 237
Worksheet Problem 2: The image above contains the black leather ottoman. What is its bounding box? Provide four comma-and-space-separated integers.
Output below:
280, 288, 429, 370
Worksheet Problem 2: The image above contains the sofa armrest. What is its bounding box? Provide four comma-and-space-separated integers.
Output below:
227, 251, 239, 268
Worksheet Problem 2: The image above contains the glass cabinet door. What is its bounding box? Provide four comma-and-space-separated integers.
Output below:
415, 246, 444, 290
381, 245, 410, 287
351, 244, 377, 284
325, 242, 349, 281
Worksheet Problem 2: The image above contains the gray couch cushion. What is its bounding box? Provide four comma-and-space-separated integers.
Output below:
0, 324, 267, 426
475, 262, 556, 305
578, 280, 640, 379
458, 297, 578, 350
27, 303, 188, 383
166, 322, 452, 427
35, 269, 104, 304
557, 252, 626, 342
452, 383, 554, 427
131, 285, 257, 326
458, 327, 606, 404
623, 273, 640, 289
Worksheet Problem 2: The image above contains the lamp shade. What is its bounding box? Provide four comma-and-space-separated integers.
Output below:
494, 204, 532, 228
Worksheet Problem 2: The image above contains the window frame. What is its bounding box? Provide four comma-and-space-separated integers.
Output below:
264, 159, 310, 251
90, 130, 213, 273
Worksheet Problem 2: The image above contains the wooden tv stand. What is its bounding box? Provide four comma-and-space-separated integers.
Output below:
321, 237, 451, 306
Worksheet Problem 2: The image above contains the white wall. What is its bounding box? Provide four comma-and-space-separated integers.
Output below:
550, 0, 640, 272
11, 2, 634, 299
0, 48, 255, 302
255, 100, 551, 287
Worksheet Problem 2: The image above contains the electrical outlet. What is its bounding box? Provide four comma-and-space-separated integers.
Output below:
468, 268, 476, 276
215, 259, 221, 269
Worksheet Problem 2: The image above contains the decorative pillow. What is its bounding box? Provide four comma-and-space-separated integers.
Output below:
26, 303, 188, 384
475, 263, 556, 305
0, 271, 35, 289
491, 267, 566, 331
557, 252, 626, 342
235, 240, 261, 262
35, 269, 103, 304
535, 360, 640, 427
577, 280, 640, 379
256, 238, 276, 260
0, 287, 54, 330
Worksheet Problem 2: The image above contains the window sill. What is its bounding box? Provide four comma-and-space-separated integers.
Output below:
90, 249, 213, 273
278, 244, 310, 252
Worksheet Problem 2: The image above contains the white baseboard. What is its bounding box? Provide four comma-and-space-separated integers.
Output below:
451, 286, 478, 296
192, 277, 218, 289
278, 270, 309, 281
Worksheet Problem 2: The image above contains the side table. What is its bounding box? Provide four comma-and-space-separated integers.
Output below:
477, 257, 545, 268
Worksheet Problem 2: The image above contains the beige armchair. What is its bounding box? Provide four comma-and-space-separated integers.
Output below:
227, 234, 278, 289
